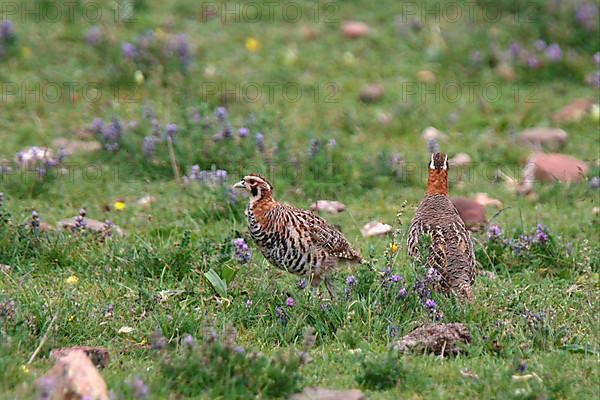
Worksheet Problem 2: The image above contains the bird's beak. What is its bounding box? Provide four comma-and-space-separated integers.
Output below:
232, 180, 245, 189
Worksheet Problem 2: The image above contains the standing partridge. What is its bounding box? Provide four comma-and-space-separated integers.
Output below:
233, 174, 363, 297
407, 153, 476, 300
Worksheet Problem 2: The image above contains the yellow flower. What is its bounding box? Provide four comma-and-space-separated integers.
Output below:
114, 201, 126, 211
139, 338, 147, 346
20, 47, 31, 59
68, 315, 75, 322
245, 37, 259, 52
21, 365, 29, 374
390, 243, 399, 253
66, 275, 78, 285
134, 70, 145, 86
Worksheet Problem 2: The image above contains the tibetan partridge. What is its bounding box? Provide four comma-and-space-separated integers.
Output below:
407, 153, 476, 300
233, 174, 363, 297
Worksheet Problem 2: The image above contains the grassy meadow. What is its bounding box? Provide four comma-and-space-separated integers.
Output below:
0, 0, 599, 398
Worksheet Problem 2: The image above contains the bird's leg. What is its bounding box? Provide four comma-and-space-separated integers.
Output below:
309, 274, 321, 298
324, 275, 336, 300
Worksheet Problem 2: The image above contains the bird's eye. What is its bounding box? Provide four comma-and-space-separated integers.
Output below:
248, 179, 255, 184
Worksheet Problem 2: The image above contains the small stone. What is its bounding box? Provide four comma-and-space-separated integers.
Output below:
479, 270, 497, 280
58, 217, 124, 236
310, 200, 346, 214
393, 323, 471, 355
416, 70, 436, 83
52, 138, 101, 155
522, 153, 588, 186
451, 198, 486, 230
290, 387, 365, 400
360, 221, 392, 237
137, 195, 156, 207
36, 350, 109, 400
517, 127, 568, 150
421, 126, 446, 142
358, 84, 384, 103
495, 63, 515, 82
552, 98, 595, 124
474, 193, 502, 208
301, 26, 318, 40
341, 21, 369, 39
0, 264, 10, 273
50, 346, 110, 369
449, 153, 471, 167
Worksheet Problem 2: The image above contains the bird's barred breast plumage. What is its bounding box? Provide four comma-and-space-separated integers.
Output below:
246, 202, 362, 280
407, 195, 476, 297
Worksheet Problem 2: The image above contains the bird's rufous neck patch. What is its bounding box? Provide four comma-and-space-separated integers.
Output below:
425, 169, 448, 196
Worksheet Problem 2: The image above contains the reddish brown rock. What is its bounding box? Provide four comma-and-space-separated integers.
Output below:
394, 323, 471, 355
358, 83, 383, 103
451, 197, 486, 230
517, 127, 567, 150
50, 346, 110, 369
522, 153, 588, 185
36, 350, 109, 400
342, 21, 369, 39
552, 98, 594, 124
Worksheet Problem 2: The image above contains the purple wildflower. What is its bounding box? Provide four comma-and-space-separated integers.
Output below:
296, 278, 308, 289
274, 306, 287, 324
594, 52, 600, 67
0, 20, 14, 41
85, 27, 102, 47
586, 70, 600, 88
165, 123, 177, 140
589, 176, 600, 189
469, 50, 482, 66
574, 0, 598, 31
397, 287, 407, 299
143, 105, 155, 120
255, 132, 265, 152
182, 334, 195, 350
121, 42, 136, 60
215, 107, 227, 121
424, 299, 436, 310
427, 138, 438, 154
308, 138, 320, 158
90, 118, 104, 134
508, 42, 521, 57
36, 376, 54, 400
142, 136, 159, 157
232, 238, 251, 264
545, 43, 562, 62
222, 124, 232, 139
517, 361, 527, 373
150, 329, 166, 350
245, 299, 253, 308
238, 127, 249, 138
0, 299, 16, 319
388, 325, 398, 338
285, 297, 296, 307
131, 376, 149, 400
166, 34, 191, 70
526, 55, 540, 69
533, 40, 546, 52
390, 275, 402, 284
535, 224, 548, 243
74, 208, 86, 230
487, 224, 502, 240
